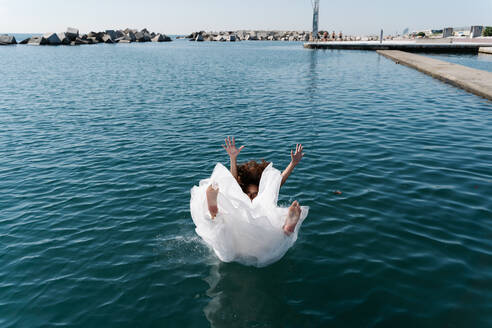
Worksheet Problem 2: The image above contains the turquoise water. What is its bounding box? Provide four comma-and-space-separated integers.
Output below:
1, 41, 491, 327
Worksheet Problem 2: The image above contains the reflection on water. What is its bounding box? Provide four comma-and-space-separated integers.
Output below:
203, 262, 311, 327
307, 50, 318, 101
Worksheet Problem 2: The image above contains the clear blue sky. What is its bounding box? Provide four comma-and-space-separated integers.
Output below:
1, 0, 490, 35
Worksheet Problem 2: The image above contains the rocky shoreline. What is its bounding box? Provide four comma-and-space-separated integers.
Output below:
185, 30, 311, 42
0, 27, 171, 46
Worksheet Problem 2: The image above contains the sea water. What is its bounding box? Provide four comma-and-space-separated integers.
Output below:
0, 40, 491, 327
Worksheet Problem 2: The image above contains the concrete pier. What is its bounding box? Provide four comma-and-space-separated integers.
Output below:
304, 41, 492, 53
479, 47, 492, 54
377, 50, 492, 101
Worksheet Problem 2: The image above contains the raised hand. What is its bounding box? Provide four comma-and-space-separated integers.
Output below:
222, 136, 244, 160
290, 143, 304, 166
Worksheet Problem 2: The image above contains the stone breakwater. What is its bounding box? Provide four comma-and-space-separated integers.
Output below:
0, 35, 17, 45
186, 30, 311, 42
0, 27, 171, 46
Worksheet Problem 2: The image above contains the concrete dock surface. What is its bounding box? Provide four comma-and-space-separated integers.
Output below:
304, 41, 492, 53
479, 47, 492, 54
377, 50, 492, 101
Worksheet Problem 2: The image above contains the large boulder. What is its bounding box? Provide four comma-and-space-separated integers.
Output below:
101, 34, 114, 43
151, 34, 165, 42
195, 34, 204, 41
87, 31, 104, 41
56, 32, 71, 45
43, 33, 62, 45
142, 33, 151, 42
124, 28, 138, 34
125, 31, 136, 42
70, 37, 87, 45
66, 27, 79, 40
228, 35, 236, 42
19, 37, 30, 44
246, 34, 258, 41
134, 31, 144, 42
86, 37, 99, 44
0, 35, 17, 45
28, 36, 48, 45
215, 35, 226, 42
105, 30, 118, 40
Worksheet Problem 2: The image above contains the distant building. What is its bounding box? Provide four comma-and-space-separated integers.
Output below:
470, 26, 483, 38
443, 27, 453, 37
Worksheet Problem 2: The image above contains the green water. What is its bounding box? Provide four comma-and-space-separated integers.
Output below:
0, 41, 491, 327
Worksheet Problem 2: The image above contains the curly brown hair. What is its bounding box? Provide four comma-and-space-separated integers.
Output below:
237, 160, 270, 193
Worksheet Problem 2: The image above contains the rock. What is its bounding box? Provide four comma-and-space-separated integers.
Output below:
135, 31, 144, 42
0, 35, 17, 45
142, 33, 151, 42
19, 37, 30, 44
70, 38, 87, 45
195, 34, 204, 42
87, 31, 104, 41
228, 35, 236, 42
151, 34, 163, 42
86, 37, 99, 44
66, 27, 79, 40
105, 30, 118, 40
151, 34, 171, 42
214, 35, 226, 42
56, 32, 71, 45
117, 39, 131, 43
28, 36, 47, 45
101, 34, 114, 43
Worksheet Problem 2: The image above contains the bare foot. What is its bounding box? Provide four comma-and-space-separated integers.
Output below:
206, 185, 219, 219
283, 201, 301, 235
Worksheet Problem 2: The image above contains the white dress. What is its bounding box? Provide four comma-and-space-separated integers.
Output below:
190, 162, 309, 267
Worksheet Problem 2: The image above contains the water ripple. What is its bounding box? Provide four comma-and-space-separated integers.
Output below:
0, 41, 491, 327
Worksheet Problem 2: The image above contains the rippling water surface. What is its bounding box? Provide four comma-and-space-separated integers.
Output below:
427, 52, 492, 72
1, 41, 491, 327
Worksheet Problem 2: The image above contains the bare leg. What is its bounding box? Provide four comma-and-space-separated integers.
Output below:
206, 185, 219, 219
283, 201, 302, 235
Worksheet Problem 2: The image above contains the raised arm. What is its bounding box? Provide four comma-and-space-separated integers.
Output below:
281, 144, 304, 187
222, 136, 244, 180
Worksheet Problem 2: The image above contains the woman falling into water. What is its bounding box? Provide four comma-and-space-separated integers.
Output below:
190, 137, 309, 267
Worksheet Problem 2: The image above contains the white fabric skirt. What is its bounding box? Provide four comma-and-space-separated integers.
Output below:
190, 163, 308, 267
